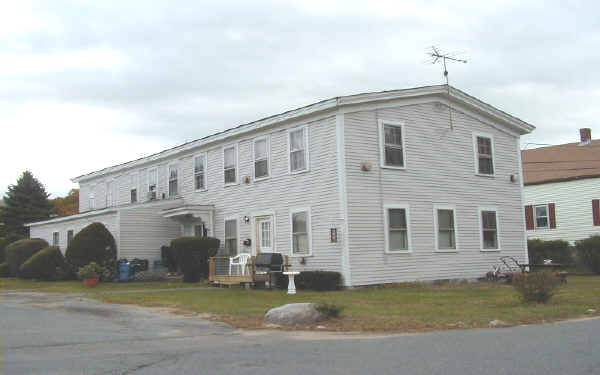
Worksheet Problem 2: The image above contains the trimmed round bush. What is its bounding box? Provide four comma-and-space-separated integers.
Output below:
170, 237, 220, 282
19, 246, 68, 281
575, 235, 600, 274
527, 239, 573, 265
513, 271, 562, 303
0, 262, 10, 277
0, 237, 6, 263
5, 238, 48, 277
65, 223, 117, 280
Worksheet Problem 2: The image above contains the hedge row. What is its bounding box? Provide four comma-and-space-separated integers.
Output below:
170, 237, 220, 282
20, 246, 68, 281
5, 238, 48, 277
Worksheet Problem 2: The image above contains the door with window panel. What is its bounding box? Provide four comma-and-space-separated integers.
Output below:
255, 215, 274, 254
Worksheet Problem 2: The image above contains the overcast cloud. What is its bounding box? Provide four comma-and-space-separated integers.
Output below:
1, 0, 598, 197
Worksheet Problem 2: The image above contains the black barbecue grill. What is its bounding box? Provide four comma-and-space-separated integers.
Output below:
254, 253, 284, 288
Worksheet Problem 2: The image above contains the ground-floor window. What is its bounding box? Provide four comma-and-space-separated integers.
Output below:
52, 232, 59, 247
480, 208, 499, 250
290, 207, 311, 256
384, 204, 411, 252
67, 230, 74, 245
224, 218, 238, 255
434, 205, 457, 251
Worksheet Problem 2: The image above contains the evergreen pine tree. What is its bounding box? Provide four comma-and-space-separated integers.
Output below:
2, 171, 53, 238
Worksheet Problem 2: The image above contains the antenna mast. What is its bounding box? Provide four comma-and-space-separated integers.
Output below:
427, 46, 467, 130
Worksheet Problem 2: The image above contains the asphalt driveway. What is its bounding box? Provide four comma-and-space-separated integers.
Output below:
1, 292, 599, 375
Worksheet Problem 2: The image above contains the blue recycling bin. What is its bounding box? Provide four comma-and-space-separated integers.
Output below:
119, 262, 132, 282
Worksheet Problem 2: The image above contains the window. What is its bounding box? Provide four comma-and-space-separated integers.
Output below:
384, 204, 411, 252
224, 218, 238, 255
480, 208, 499, 251
194, 224, 204, 237
534, 204, 549, 228
473, 133, 495, 175
52, 232, 59, 247
130, 173, 138, 203
289, 127, 308, 173
194, 153, 207, 191
379, 120, 406, 169
290, 208, 311, 255
253, 137, 270, 180
106, 180, 115, 207
223, 145, 237, 185
148, 169, 157, 200
67, 230, 74, 245
89, 186, 96, 210
434, 205, 457, 251
168, 164, 178, 197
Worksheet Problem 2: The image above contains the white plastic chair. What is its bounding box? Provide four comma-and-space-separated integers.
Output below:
229, 253, 251, 275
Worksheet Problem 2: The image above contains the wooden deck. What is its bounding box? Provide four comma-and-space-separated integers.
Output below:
208, 255, 287, 286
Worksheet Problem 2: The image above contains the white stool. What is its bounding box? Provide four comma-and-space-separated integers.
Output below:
283, 271, 300, 295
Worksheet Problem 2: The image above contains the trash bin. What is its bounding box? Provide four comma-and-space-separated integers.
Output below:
119, 262, 132, 282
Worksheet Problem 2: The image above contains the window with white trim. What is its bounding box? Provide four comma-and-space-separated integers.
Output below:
534, 204, 549, 228
291, 208, 311, 255
224, 218, 238, 255
475, 135, 494, 175
52, 232, 59, 247
67, 230, 74, 245
130, 173, 138, 203
480, 209, 499, 250
289, 127, 308, 173
194, 224, 204, 237
168, 164, 178, 197
223, 145, 237, 185
89, 185, 96, 210
384, 205, 411, 252
106, 180, 117, 207
435, 206, 457, 251
254, 137, 269, 179
379, 120, 406, 168
194, 154, 206, 191
148, 169, 157, 200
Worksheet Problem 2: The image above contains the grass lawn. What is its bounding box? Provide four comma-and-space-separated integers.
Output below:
89, 275, 600, 332
0, 277, 206, 294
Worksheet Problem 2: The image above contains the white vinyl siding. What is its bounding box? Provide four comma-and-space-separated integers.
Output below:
194, 153, 207, 191
383, 204, 412, 253
168, 164, 178, 197
253, 137, 270, 180
224, 217, 238, 256
479, 207, 500, 251
473, 133, 495, 176
290, 207, 312, 256
288, 126, 309, 173
379, 120, 406, 169
223, 145, 238, 185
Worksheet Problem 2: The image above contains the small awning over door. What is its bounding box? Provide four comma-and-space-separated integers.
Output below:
162, 204, 215, 237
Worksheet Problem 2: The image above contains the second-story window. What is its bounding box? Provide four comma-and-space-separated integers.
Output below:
168, 164, 178, 197
148, 169, 157, 200
474, 134, 495, 175
289, 127, 308, 173
130, 173, 138, 203
194, 154, 206, 191
106, 180, 116, 207
254, 137, 269, 180
224, 145, 237, 185
89, 185, 96, 210
379, 120, 406, 168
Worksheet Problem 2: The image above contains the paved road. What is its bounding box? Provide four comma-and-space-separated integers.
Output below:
1, 292, 599, 375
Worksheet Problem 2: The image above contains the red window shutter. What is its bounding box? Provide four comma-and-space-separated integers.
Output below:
548, 203, 557, 229
524, 205, 534, 230
593, 199, 600, 226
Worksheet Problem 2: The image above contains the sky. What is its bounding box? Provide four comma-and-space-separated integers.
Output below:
1, 0, 598, 197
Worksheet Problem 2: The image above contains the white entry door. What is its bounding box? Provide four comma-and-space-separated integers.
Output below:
255, 215, 274, 254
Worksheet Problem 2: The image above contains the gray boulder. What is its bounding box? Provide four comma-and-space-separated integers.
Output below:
264, 303, 324, 326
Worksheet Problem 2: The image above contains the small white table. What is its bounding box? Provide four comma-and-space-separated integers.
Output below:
283, 271, 300, 295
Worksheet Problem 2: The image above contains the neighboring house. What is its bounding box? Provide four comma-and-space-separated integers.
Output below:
522, 128, 600, 243
26, 85, 534, 286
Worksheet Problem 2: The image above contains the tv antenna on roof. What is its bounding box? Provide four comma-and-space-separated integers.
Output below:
427, 46, 467, 130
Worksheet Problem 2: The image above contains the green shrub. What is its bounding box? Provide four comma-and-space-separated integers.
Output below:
527, 239, 573, 265
296, 271, 342, 291
513, 271, 562, 303
0, 262, 10, 277
77, 262, 102, 279
65, 223, 117, 280
0, 234, 23, 264
161, 245, 177, 273
575, 235, 600, 274
170, 237, 220, 282
5, 238, 48, 277
315, 302, 344, 319
19, 246, 68, 281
